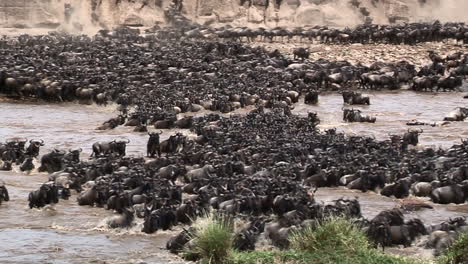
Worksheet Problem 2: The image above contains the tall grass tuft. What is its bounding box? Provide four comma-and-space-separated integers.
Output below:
438, 232, 468, 264
289, 216, 370, 254
183, 212, 235, 264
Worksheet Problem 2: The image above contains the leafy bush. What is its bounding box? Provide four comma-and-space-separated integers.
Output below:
231, 249, 424, 264
183, 212, 235, 264
289, 216, 370, 254
181, 215, 426, 264
438, 232, 468, 264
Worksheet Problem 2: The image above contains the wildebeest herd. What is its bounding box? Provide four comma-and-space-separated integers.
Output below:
215, 21, 468, 45
0, 19, 468, 260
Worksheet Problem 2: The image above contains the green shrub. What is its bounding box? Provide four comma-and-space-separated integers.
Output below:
183, 212, 235, 264
231, 249, 424, 264
289, 216, 370, 254
438, 232, 468, 264
181, 215, 426, 264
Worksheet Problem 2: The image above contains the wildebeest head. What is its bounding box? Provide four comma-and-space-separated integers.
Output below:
407, 218, 428, 238
0, 180, 9, 202
403, 129, 423, 146
148, 131, 162, 142
112, 139, 130, 156
26, 139, 45, 157
44, 183, 59, 204
17, 139, 27, 150
66, 148, 82, 163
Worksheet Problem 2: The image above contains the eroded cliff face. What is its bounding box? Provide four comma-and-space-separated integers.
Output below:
0, 0, 465, 33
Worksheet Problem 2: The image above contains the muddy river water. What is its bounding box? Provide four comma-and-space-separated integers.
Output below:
0, 91, 467, 263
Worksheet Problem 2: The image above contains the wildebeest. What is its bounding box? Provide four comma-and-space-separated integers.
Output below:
160, 134, 185, 154
25, 139, 44, 157
444, 107, 468, 121
147, 131, 162, 157
293, 47, 310, 60
343, 108, 376, 123
38, 149, 66, 173
107, 207, 135, 229
0, 180, 9, 205
20, 157, 35, 172
342, 91, 370, 105
437, 75, 463, 91
401, 129, 423, 150
304, 90, 319, 104
28, 182, 59, 209
388, 218, 427, 247
431, 185, 467, 204
91, 139, 130, 157
63, 148, 82, 164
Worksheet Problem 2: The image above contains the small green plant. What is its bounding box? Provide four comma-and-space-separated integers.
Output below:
289, 216, 370, 254
181, 215, 426, 264
231, 249, 423, 264
438, 232, 468, 264
183, 212, 235, 264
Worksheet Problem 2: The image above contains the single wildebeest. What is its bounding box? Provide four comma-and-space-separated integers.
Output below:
343, 108, 376, 123
304, 91, 319, 104
293, 47, 310, 60
147, 131, 162, 157
38, 149, 66, 173
444, 107, 468, 121
0, 180, 9, 205
401, 129, 423, 150
388, 218, 427, 247
63, 148, 82, 164
91, 139, 130, 157
28, 182, 59, 209
342, 91, 370, 105
20, 157, 35, 172
25, 139, 44, 158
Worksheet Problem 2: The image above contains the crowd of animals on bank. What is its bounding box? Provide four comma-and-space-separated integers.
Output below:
215, 22, 468, 45
0, 28, 467, 132
1, 107, 468, 256
1, 18, 468, 259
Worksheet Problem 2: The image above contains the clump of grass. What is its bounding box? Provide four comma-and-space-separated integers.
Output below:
180, 215, 426, 264
183, 212, 235, 264
289, 216, 370, 254
438, 232, 468, 264
231, 249, 423, 264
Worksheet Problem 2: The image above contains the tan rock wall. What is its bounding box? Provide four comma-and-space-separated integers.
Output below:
0, 0, 464, 31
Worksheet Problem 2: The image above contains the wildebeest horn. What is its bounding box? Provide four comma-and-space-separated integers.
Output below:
29, 139, 33, 143
126, 139, 130, 143
418, 128, 423, 133
40, 139, 44, 144
158, 130, 163, 134
78, 148, 82, 152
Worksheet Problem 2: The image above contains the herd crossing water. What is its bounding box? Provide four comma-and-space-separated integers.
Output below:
1, 90, 467, 262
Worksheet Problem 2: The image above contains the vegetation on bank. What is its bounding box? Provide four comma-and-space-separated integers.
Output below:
182, 213, 235, 263
181, 214, 427, 264
438, 232, 468, 264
